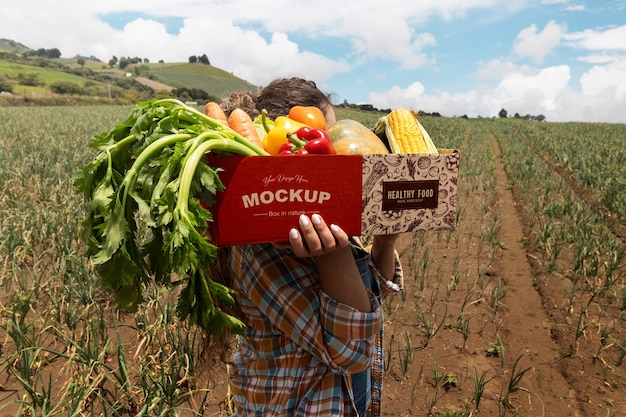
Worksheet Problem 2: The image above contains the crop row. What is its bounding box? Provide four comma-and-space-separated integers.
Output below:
0, 106, 624, 415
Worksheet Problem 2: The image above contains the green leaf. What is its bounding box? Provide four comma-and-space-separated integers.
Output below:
75, 98, 268, 337
93, 199, 128, 265
90, 180, 114, 212
130, 190, 155, 228
96, 250, 144, 311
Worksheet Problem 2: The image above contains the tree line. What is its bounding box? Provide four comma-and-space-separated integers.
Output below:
499, 108, 546, 122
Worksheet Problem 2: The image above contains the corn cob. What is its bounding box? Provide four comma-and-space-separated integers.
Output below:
374, 108, 438, 154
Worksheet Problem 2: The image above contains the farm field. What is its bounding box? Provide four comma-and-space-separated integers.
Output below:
1, 105, 625, 416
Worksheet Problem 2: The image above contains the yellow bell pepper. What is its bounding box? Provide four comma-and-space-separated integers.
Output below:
262, 116, 309, 155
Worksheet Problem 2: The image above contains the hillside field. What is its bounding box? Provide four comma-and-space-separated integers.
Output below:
1, 105, 626, 416
0, 45, 258, 104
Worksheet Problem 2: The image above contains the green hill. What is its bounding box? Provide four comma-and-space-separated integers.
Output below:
0, 39, 31, 54
0, 38, 380, 116
148, 63, 257, 98
0, 39, 258, 105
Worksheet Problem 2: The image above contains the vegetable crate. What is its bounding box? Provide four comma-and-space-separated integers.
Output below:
204, 149, 460, 246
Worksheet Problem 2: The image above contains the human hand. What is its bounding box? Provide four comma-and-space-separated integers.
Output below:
273, 214, 349, 257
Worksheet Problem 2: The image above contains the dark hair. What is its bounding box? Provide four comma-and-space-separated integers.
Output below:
220, 77, 333, 119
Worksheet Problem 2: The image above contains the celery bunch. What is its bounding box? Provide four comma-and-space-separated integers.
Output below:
74, 99, 267, 336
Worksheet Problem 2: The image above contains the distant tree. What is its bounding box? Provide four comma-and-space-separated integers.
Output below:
119, 57, 130, 70
109, 56, 118, 68
134, 65, 150, 77
0, 78, 13, 93
77, 57, 86, 67
50, 81, 85, 95
46, 48, 61, 59
199, 54, 210, 65
498, 108, 508, 118
144, 58, 150, 64
173, 87, 210, 101
190, 87, 209, 100
17, 72, 42, 86
189, 55, 198, 63
535, 114, 546, 122
27, 48, 61, 59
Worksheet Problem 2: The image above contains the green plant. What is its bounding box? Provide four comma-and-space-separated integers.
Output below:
443, 372, 459, 391
398, 331, 415, 378
473, 367, 495, 412
500, 354, 544, 416
487, 337, 505, 368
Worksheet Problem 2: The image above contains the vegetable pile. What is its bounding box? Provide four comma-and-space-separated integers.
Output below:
74, 98, 436, 337
74, 98, 268, 337
75, 98, 344, 336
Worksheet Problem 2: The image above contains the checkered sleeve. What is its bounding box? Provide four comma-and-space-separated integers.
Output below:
236, 244, 382, 374
319, 291, 381, 374
369, 249, 404, 296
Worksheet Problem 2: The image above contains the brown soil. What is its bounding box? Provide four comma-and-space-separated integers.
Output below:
198, 132, 624, 416
2, 126, 624, 416
366, 133, 579, 416
134, 76, 175, 92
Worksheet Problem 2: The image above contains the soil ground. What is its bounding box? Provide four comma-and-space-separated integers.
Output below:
134, 76, 176, 92
198, 133, 625, 416
1, 125, 624, 416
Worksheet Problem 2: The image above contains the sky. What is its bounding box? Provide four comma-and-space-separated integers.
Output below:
2, 0, 626, 123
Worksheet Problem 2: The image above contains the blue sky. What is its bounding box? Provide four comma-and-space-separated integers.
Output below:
2, 0, 626, 122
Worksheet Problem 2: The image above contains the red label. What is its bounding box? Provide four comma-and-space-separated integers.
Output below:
205, 155, 363, 246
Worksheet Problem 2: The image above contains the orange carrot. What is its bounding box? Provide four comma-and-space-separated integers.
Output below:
205, 102, 228, 126
228, 108, 263, 148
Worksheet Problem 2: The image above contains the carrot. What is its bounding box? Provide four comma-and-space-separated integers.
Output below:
228, 108, 263, 148
205, 102, 228, 126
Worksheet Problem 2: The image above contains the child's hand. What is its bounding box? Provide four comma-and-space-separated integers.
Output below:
279, 214, 349, 258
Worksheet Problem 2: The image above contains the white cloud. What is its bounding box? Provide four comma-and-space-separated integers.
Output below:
344, 14, 435, 69
580, 58, 626, 99
2, 0, 626, 122
474, 59, 520, 80
370, 61, 626, 122
564, 25, 626, 52
2, 0, 523, 73
577, 54, 625, 64
170, 17, 351, 86
565, 5, 585, 11
513, 20, 565, 63
496, 65, 570, 112
540, 0, 584, 10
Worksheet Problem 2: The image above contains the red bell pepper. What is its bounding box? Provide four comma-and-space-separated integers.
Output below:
279, 126, 336, 155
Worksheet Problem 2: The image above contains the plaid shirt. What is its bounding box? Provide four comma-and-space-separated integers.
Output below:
228, 242, 403, 417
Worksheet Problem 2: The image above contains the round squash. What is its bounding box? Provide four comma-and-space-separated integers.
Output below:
327, 119, 389, 155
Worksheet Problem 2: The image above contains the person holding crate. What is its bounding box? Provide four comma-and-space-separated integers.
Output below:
208, 77, 403, 417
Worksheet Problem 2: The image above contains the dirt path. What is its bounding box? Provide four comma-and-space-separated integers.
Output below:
491, 134, 580, 416
375, 129, 585, 416
134, 76, 175, 91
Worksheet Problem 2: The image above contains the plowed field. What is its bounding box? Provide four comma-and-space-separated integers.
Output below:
1, 107, 625, 416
